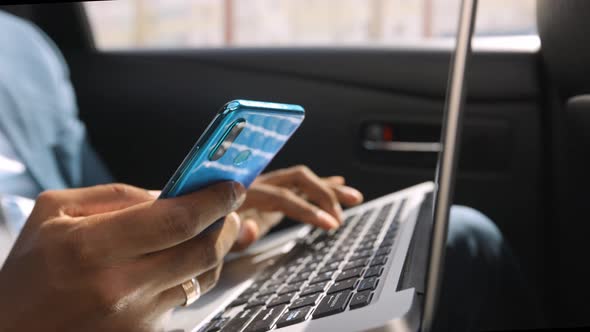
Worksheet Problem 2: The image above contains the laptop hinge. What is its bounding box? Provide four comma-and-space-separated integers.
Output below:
397, 191, 434, 295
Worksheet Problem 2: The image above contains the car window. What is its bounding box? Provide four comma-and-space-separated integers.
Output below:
84, 0, 537, 50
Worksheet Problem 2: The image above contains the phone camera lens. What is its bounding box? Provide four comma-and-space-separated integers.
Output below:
209, 119, 246, 161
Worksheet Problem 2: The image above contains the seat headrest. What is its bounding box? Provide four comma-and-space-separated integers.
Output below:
537, 0, 590, 97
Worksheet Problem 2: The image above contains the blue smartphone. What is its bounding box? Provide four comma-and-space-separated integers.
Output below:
159, 100, 305, 199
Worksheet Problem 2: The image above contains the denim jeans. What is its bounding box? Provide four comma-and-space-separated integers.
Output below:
434, 206, 539, 331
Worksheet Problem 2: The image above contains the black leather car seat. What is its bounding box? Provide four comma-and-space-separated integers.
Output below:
537, 0, 590, 327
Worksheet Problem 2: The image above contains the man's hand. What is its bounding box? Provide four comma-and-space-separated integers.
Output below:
233, 165, 364, 250
0, 182, 245, 332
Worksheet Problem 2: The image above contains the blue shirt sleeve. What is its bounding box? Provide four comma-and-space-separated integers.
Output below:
0, 11, 86, 193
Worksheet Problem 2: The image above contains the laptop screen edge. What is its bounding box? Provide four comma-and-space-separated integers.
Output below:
420, 1, 478, 331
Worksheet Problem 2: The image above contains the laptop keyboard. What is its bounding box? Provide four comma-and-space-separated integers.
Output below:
199, 199, 406, 332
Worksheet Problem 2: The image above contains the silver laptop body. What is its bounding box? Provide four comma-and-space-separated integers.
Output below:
167, 0, 477, 331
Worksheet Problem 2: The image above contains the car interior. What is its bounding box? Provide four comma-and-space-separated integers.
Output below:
2, 0, 590, 329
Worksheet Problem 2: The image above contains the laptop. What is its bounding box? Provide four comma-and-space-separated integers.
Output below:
167, 1, 477, 331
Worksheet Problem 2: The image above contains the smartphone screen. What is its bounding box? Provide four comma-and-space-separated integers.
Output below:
160, 100, 305, 199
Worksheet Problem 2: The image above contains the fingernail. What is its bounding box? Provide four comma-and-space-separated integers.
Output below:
148, 190, 161, 198
237, 221, 248, 244
227, 212, 241, 228
316, 210, 339, 229
341, 186, 363, 201
224, 212, 242, 240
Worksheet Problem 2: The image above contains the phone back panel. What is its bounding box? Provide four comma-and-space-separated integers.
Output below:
160, 100, 305, 198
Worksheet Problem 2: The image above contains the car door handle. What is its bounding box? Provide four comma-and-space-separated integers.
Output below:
362, 140, 442, 153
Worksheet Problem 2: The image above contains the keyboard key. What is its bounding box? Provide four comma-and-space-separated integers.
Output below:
311, 254, 328, 263
325, 255, 346, 265
277, 272, 292, 282
255, 270, 275, 282
333, 251, 349, 260
278, 282, 304, 295
357, 277, 379, 291
272, 268, 289, 279
267, 292, 296, 307
276, 306, 313, 328
356, 242, 374, 251
311, 242, 326, 251
241, 283, 261, 297
300, 262, 319, 273
380, 239, 394, 247
240, 290, 257, 299
349, 290, 373, 309
227, 296, 250, 308
338, 240, 353, 250
369, 223, 382, 230
345, 215, 357, 222
332, 227, 345, 235
359, 210, 374, 221
313, 251, 330, 259
342, 233, 357, 241
263, 280, 284, 290
206, 317, 229, 332
299, 282, 329, 296
375, 247, 392, 257
348, 226, 361, 234
309, 271, 335, 284
318, 262, 340, 273
343, 258, 370, 271
327, 278, 359, 294
353, 244, 374, 255
243, 305, 287, 332
285, 265, 300, 274
311, 231, 329, 244
349, 249, 371, 260
364, 234, 379, 241
370, 256, 388, 267
325, 238, 338, 245
256, 285, 279, 297
389, 222, 399, 230
379, 239, 393, 249
385, 229, 397, 238
246, 293, 274, 309
336, 267, 364, 281
221, 306, 263, 332
348, 232, 361, 240
289, 272, 311, 284
289, 293, 322, 310
364, 266, 384, 278
312, 290, 353, 319
349, 250, 372, 261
